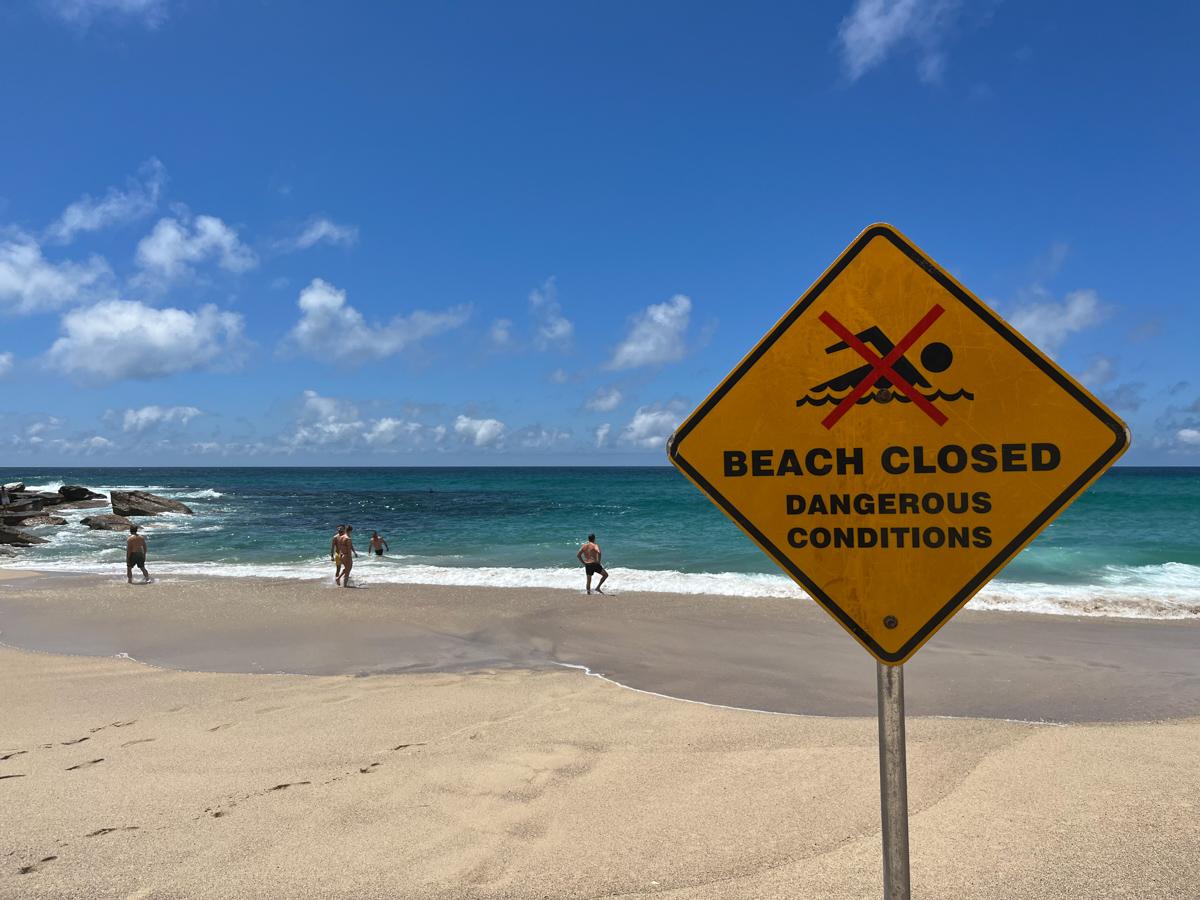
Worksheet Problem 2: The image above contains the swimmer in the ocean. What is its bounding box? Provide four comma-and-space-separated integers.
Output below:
368, 531, 389, 557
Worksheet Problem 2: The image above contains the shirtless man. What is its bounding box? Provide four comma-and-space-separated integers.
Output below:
368, 531, 389, 556
576, 533, 608, 594
336, 525, 359, 587
331, 525, 346, 581
126, 524, 150, 584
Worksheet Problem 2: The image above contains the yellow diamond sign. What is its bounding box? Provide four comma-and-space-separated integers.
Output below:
668, 224, 1130, 664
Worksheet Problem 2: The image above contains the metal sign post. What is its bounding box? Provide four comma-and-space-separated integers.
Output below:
876, 662, 910, 900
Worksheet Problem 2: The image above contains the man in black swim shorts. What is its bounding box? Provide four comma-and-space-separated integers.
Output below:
126, 524, 150, 584
576, 533, 608, 595
368, 531, 389, 556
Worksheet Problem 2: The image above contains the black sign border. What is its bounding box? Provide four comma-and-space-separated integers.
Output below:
668, 224, 1130, 664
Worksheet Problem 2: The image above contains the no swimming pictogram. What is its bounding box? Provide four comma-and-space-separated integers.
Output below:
814, 304, 952, 429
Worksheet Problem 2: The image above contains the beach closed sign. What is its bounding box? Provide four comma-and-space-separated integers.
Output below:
668, 223, 1130, 664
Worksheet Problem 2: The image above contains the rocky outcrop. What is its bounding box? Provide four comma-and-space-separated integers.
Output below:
2, 482, 25, 493
2, 514, 67, 527
111, 491, 192, 517
56, 498, 110, 511
58, 485, 106, 502
0, 526, 48, 546
81, 514, 134, 531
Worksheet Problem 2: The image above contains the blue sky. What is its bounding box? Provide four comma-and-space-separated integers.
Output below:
0, 0, 1196, 465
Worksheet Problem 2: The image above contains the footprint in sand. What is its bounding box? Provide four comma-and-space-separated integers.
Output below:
267, 781, 311, 791
0, 774, 27, 780
61, 736, 90, 746
359, 763, 381, 774
207, 723, 235, 732
65, 758, 105, 771
0, 750, 27, 761
121, 738, 156, 748
86, 826, 139, 838
17, 856, 56, 875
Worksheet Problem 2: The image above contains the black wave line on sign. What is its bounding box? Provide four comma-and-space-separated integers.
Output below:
796, 388, 974, 408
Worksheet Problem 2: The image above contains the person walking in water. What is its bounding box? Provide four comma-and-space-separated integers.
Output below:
126, 524, 150, 584
336, 525, 359, 587
576, 533, 608, 595
331, 525, 346, 581
368, 531, 389, 557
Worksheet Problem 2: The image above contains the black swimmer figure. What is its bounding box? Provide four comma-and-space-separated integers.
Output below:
809, 326, 952, 394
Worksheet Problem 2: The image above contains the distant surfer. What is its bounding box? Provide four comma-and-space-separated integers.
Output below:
126, 524, 150, 584
336, 525, 359, 587
576, 534, 609, 595
368, 531, 389, 557
331, 525, 346, 581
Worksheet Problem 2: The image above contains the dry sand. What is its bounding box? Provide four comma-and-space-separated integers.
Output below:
1, 571, 1198, 898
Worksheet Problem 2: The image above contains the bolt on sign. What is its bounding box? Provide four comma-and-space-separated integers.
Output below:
668, 223, 1129, 664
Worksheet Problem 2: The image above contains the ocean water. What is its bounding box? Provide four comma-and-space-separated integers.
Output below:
2, 466, 1197, 619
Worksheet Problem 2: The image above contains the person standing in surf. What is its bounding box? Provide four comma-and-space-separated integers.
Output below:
126, 524, 150, 584
368, 531, 389, 556
576, 533, 608, 595
331, 525, 346, 582
337, 525, 359, 587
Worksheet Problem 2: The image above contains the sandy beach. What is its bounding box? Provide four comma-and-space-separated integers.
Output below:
2, 571, 1198, 898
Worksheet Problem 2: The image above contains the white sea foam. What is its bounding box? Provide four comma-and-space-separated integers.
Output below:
172, 489, 224, 499
16, 480, 64, 493
4, 556, 1198, 619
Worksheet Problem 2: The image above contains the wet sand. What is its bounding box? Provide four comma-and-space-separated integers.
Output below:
1, 572, 1198, 722
1, 570, 1198, 898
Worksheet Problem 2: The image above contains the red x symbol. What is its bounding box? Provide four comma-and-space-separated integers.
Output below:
817, 305, 947, 430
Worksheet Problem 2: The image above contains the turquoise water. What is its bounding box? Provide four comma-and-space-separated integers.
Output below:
2, 467, 1197, 617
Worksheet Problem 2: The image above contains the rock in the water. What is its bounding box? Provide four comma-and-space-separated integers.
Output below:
2, 514, 68, 527
0, 526, 48, 546
81, 514, 134, 531
2, 482, 25, 493
58, 485, 105, 502
35, 492, 66, 505
56, 498, 110, 511
111, 491, 193, 517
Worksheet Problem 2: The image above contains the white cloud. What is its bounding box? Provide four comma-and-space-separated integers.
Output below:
0, 232, 112, 315
284, 217, 359, 251
489, 318, 514, 348
0, 352, 11, 377
608, 294, 692, 370
46, 300, 245, 381
1079, 355, 1115, 388
284, 390, 448, 453
454, 415, 506, 448
838, 0, 961, 84
136, 213, 256, 279
1010, 288, 1108, 354
619, 402, 685, 450
1177, 429, 1200, 446
594, 423, 611, 448
529, 277, 573, 350
122, 404, 203, 432
284, 278, 470, 364
513, 425, 571, 449
585, 386, 623, 412
47, 158, 165, 243
27, 417, 63, 436
44, 0, 170, 27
